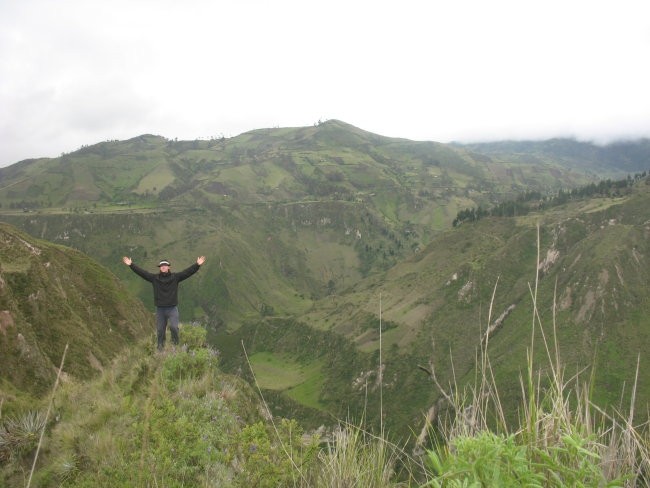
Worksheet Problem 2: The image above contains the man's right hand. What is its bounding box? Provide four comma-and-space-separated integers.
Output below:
122, 256, 132, 266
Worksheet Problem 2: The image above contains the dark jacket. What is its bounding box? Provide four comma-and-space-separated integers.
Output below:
129, 262, 201, 307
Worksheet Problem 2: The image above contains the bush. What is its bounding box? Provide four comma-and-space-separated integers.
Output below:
425, 432, 543, 487
180, 323, 208, 350
161, 348, 219, 387
233, 419, 317, 487
424, 430, 627, 487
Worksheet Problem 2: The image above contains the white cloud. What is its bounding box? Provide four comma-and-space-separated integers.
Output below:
1, 0, 649, 165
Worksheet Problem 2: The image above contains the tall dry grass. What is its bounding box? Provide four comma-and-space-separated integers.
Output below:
423, 224, 650, 486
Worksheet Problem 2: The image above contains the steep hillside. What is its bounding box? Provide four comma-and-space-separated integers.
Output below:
0, 330, 276, 487
0, 222, 151, 409
217, 178, 650, 436
278, 178, 650, 430
0, 198, 415, 327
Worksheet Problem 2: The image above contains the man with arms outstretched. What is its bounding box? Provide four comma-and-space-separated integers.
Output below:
122, 255, 206, 351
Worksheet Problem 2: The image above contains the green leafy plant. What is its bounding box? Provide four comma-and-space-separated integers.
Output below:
233, 419, 312, 487
424, 431, 544, 487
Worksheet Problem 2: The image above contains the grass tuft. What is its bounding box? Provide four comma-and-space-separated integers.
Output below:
313, 423, 402, 487
0, 410, 46, 461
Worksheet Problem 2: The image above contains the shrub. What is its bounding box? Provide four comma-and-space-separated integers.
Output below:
161, 348, 219, 387
0, 410, 46, 461
180, 323, 208, 350
425, 432, 543, 487
233, 419, 317, 487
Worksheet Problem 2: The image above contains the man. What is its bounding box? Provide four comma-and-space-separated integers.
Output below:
122, 255, 206, 351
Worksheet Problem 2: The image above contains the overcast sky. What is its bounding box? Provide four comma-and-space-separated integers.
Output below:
1, 0, 649, 167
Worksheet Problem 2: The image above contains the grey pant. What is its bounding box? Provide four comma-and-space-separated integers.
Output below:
156, 306, 179, 350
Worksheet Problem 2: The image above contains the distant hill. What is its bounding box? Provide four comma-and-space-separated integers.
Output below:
3, 120, 636, 213
456, 137, 650, 175
0, 222, 151, 410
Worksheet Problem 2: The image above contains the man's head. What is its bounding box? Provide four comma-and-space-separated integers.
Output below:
158, 260, 171, 272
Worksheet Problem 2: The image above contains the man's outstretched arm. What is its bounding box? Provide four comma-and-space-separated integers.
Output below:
122, 256, 155, 281
176, 256, 206, 282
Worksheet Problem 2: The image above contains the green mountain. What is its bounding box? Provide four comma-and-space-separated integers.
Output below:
1, 120, 649, 438
1, 120, 642, 324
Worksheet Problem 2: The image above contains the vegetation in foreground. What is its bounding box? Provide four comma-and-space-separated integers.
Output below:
419, 280, 650, 487
1, 325, 308, 487
3, 264, 649, 486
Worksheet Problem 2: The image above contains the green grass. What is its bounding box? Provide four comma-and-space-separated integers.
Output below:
222, 164, 264, 184
1, 336, 269, 487
285, 363, 326, 410
249, 352, 307, 390
295, 229, 362, 293
134, 162, 176, 195
258, 162, 291, 188
248, 352, 325, 411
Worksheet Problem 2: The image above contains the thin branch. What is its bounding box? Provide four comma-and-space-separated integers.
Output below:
27, 343, 68, 488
